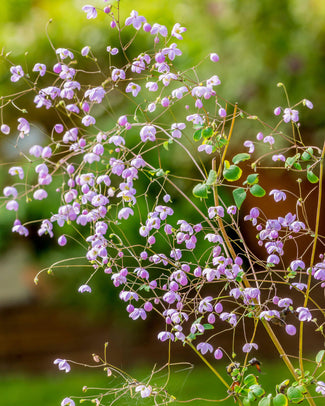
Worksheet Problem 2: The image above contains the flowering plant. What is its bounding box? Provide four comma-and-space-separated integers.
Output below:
1, 2, 325, 405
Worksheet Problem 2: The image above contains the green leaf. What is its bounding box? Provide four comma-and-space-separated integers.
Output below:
285, 154, 300, 169
316, 349, 325, 364
193, 128, 203, 141
273, 393, 288, 406
215, 135, 228, 149
192, 183, 209, 198
202, 127, 213, 139
223, 164, 242, 181
243, 398, 251, 406
245, 173, 259, 185
293, 162, 302, 170
307, 170, 319, 183
287, 386, 304, 403
203, 323, 214, 330
250, 184, 266, 197
250, 385, 265, 398
244, 374, 258, 387
206, 169, 217, 186
301, 151, 312, 161
258, 395, 272, 406
163, 141, 169, 150
233, 187, 247, 209
232, 153, 251, 164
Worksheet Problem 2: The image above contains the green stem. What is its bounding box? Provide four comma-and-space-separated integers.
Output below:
299, 141, 325, 380
187, 341, 229, 389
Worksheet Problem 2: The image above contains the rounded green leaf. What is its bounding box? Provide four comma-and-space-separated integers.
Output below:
192, 183, 209, 199
245, 173, 259, 185
250, 184, 266, 197
301, 151, 312, 161
233, 187, 247, 209
243, 398, 251, 406
316, 349, 325, 364
232, 153, 251, 164
193, 128, 203, 141
273, 393, 288, 406
223, 164, 242, 181
244, 374, 258, 386
202, 127, 213, 139
206, 169, 217, 186
287, 386, 304, 403
250, 384, 265, 398
258, 395, 272, 406
307, 170, 319, 183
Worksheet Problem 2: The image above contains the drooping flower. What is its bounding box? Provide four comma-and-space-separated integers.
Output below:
54, 358, 71, 373
82, 5, 97, 19
269, 189, 286, 202
125, 82, 141, 97
78, 284, 92, 293
197, 342, 213, 355
242, 343, 258, 353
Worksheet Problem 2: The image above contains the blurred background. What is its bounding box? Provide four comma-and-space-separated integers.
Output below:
0, 0, 325, 405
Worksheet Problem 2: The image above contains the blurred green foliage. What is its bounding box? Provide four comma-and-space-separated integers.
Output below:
1, 0, 325, 314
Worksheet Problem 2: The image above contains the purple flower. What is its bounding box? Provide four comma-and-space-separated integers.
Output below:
56, 48, 74, 60
218, 107, 227, 117
210, 53, 219, 62
1, 124, 10, 134
263, 135, 275, 145
197, 342, 213, 355
296, 307, 312, 322
303, 99, 313, 109
33, 189, 48, 200
32, 63, 46, 76
61, 398, 75, 406
85, 86, 106, 103
8, 166, 24, 179
290, 260, 305, 271
278, 298, 293, 307
125, 10, 146, 30
54, 358, 71, 373
135, 385, 152, 398
274, 106, 281, 116
82, 5, 97, 19
106, 46, 119, 55
171, 23, 186, 40
126, 82, 141, 97
243, 140, 254, 153
285, 324, 296, 336
78, 284, 92, 293
17, 118, 30, 137
214, 348, 223, 359
140, 125, 156, 142
151, 23, 168, 37
269, 189, 286, 202
6, 200, 19, 211
10, 65, 24, 82
118, 207, 134, 220
58, 235, 67, 246
111, 68, 125, 82
315, 381, 325, 396
242, 343, 258, 353
272, 154, 285, 162
82, 114, 96, 126
256, 132, 264, 140
158, 331, 174, 342
283, 108, 299, 123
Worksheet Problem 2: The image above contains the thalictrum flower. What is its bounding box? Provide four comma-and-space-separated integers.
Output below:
283, 108, 299, 123
61, 398, 75, 406
210, 53, 219, 62
171, 23, 186, 40
54, 358, 71, 373
32, 63, 46, 76
82, 5, 97, 19
78, 284, 92, 293
125, 10, 146, 30
10, 65, 24, 82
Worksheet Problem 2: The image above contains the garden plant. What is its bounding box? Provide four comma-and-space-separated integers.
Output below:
1, 1, 325, 405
